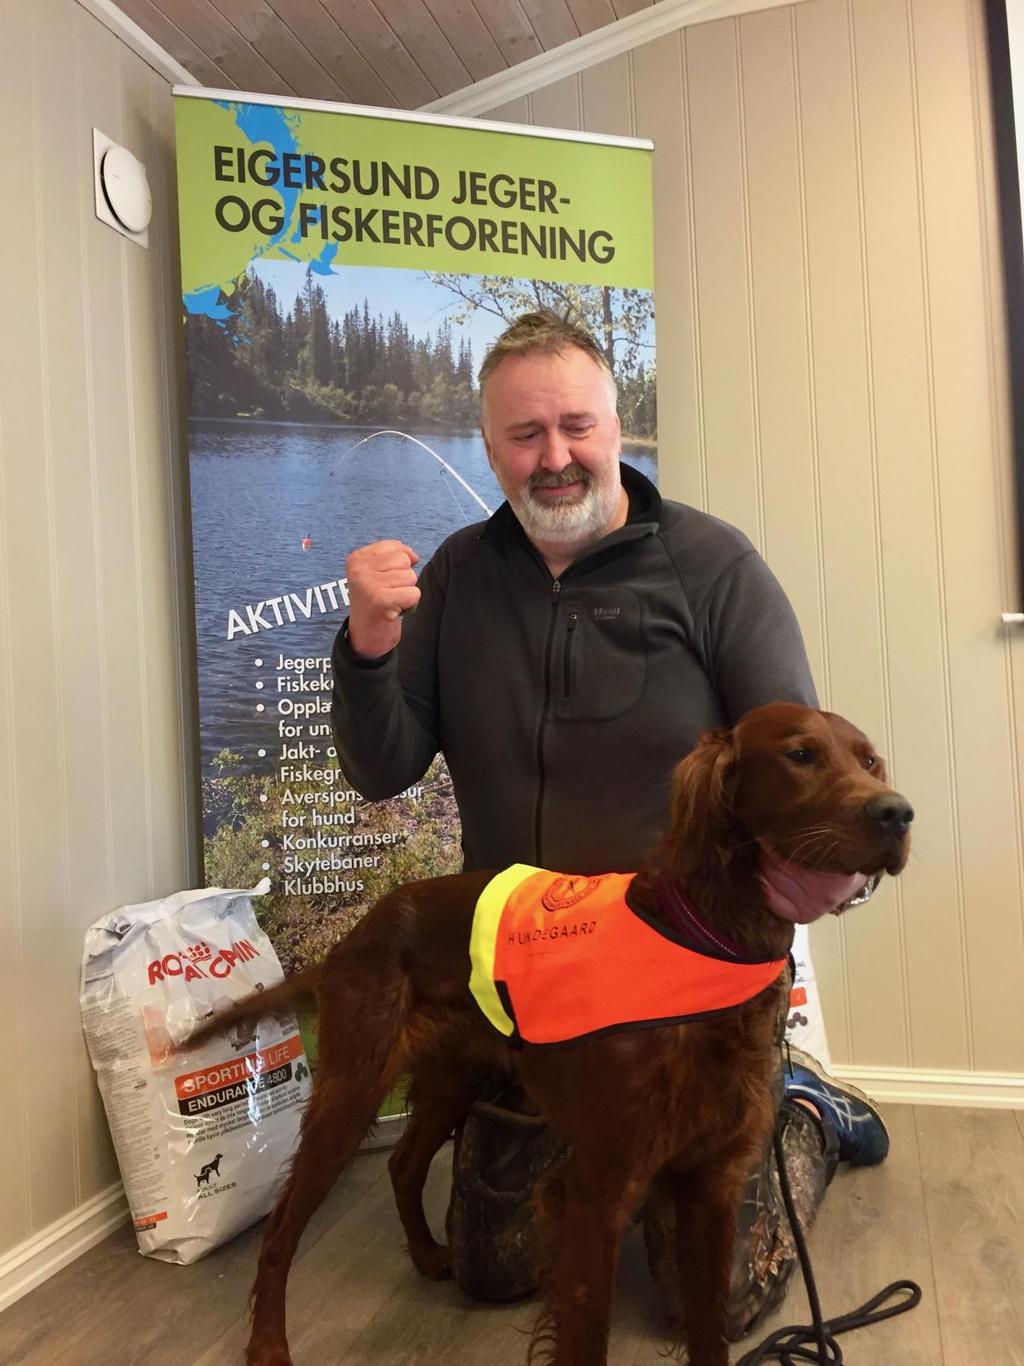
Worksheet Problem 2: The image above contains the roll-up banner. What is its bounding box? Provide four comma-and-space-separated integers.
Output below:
172, 88, 656, 993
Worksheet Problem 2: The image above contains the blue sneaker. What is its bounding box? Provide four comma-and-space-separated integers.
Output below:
783, 1046, 889, 1166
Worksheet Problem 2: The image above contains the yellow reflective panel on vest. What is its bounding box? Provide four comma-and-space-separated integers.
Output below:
468, 864, 547, 1036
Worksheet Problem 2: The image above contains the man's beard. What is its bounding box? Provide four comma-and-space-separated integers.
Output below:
509, 462, 622, 551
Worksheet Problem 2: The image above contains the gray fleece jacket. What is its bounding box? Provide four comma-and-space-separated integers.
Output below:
330, 463, 817, 874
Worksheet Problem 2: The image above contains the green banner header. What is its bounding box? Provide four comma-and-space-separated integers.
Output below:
174, 96, 654, 302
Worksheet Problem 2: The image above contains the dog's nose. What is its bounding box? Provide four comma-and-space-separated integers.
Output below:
865, 792, 914, 835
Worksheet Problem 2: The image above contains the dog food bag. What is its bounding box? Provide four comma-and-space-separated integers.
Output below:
80, 879, 311, 1265
784, 923, 833, 1072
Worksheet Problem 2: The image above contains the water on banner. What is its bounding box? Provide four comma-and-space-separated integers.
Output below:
189, 418, 504, 769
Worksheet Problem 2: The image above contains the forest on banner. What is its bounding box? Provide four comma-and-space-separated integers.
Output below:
185, 269, 657, 438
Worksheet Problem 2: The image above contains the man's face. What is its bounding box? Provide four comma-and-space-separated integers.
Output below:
481, 347, 626, 556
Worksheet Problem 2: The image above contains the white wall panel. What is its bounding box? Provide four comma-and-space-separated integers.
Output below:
0, 0, 192, 1259
489, 0, 1024, 1074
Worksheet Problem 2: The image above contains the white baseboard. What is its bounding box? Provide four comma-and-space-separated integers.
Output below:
0, 1183, 128, 1315
0, 1118, 403, 1316
361, 1111, 407, 1150
832, 1065, 1024, 1109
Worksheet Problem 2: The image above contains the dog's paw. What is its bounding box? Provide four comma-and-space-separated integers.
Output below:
409, 1241, 453, 1281
246, 1344, 293, 1366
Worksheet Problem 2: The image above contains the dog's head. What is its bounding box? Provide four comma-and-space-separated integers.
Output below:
664, 702, 913, 888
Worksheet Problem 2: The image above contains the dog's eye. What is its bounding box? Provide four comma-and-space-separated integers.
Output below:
864, 755, 877, 770
786, 748, 813, 764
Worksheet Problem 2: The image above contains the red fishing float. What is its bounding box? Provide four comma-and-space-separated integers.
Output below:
301, 534, 313, 551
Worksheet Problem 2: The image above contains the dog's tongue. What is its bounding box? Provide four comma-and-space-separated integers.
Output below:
759, 848, 869, 924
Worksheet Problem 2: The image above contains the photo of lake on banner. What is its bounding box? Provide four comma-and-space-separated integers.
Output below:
187, 264, 657, 768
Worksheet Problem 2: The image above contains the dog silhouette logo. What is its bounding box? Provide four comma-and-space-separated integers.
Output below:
195, 1154, 224, 1188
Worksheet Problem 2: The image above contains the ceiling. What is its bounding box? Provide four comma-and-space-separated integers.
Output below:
113, 0, 664, 108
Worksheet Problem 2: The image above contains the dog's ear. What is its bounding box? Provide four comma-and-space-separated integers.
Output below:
661, 726, 738, 876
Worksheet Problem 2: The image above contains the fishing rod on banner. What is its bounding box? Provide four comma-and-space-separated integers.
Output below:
330, 429, 493, 527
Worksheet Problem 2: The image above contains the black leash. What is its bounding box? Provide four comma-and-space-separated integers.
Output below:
735, 1126, 922, 1365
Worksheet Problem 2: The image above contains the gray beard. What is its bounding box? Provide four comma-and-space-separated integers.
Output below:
511, 475, 621, 553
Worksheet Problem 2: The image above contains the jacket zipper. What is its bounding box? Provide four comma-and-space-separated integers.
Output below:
533, 580, 562, 864
563, 611, 579, 700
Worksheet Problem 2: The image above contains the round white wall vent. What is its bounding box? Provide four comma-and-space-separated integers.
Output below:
99, 144, 153, 235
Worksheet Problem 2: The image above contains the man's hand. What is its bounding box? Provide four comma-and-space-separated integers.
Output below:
345, 540, 421, 658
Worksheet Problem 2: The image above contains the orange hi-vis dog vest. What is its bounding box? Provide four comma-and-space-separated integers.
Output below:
469, 866, 787, 1048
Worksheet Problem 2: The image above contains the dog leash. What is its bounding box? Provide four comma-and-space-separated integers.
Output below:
735, 1123, 922, 1364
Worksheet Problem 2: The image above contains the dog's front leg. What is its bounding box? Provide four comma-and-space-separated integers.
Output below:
533, 1154, 645, 1366
667, 1157, 751, 1366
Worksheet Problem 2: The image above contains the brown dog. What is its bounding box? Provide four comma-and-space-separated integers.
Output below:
190, 702, 912, 1366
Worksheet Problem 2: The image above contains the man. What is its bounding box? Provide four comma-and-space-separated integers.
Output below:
330, 309, 887, 1337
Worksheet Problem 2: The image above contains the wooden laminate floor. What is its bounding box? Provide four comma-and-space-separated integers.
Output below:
1, 1105, 1022, 1364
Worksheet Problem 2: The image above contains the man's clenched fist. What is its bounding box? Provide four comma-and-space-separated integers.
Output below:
345, 540, 421, 658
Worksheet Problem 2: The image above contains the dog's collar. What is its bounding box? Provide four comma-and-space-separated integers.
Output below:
652, 864, 882, 958
653, 872, 746, 960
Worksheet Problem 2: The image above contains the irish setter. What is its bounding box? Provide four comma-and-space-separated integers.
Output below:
189, 702, 912, 1366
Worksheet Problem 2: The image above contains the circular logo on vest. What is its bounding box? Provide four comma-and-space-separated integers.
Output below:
541, 876, 601, 911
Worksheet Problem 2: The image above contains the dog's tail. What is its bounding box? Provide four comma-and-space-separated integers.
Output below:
180, 964, 323, 1052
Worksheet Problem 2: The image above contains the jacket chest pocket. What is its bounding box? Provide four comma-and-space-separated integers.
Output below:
554, 590, 646, 723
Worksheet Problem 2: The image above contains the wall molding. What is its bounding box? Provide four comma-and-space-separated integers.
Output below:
833, 1065, 1024, 1109
0, 1183, 128, 1315
79, 0, 817, 114
74, 0, 197, 87
423, 0, 819, 116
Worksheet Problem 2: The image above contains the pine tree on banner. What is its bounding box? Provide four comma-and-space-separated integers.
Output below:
184, 275, 479, 426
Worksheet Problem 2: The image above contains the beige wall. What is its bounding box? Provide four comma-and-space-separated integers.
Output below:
0, 0, 193, 1261
485, 0, 1024, 1078
2, 0, 1022, 1282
